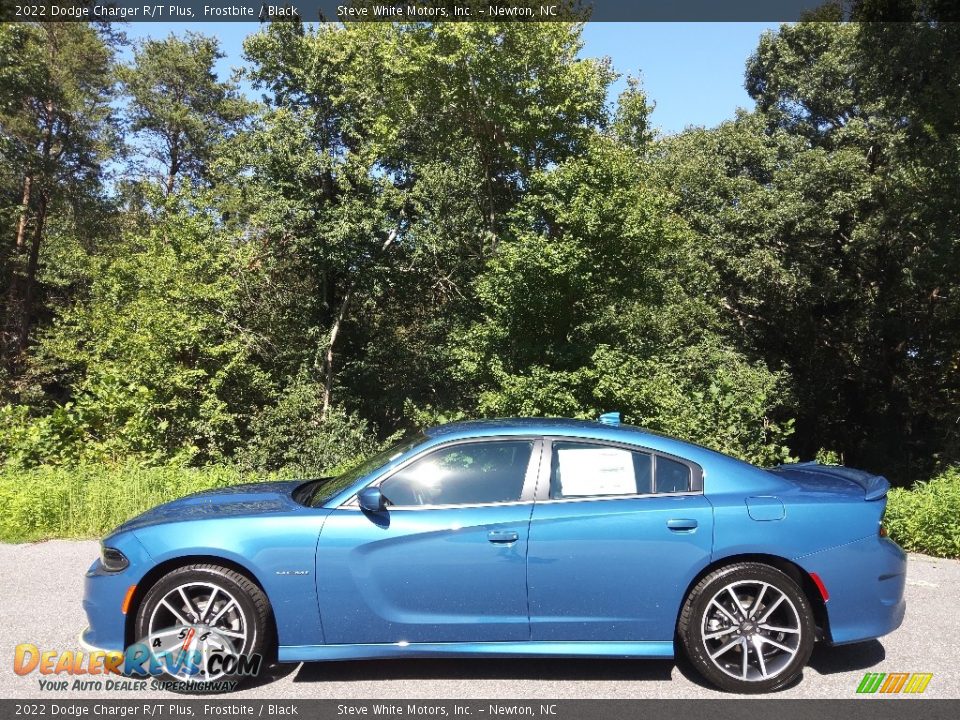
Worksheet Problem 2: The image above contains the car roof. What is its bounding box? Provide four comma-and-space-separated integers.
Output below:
425, 417, 603, 437
424, 418, 727, 464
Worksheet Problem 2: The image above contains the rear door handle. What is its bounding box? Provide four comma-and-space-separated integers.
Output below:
487, 530, 519, 544
667, 518, 698, 531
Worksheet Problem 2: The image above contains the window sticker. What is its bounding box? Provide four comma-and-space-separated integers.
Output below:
557, 447, 637, 496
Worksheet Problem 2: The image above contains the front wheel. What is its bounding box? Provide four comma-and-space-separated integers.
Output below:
678, 562, 815, 693
133, 564, 271, 691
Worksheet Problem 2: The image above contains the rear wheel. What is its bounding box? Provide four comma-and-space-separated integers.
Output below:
678, 562, 815, 693
133, 564, 270, 691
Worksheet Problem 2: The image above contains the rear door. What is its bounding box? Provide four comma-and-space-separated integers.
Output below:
316, 438, 542, 645
527, 439, 714, 641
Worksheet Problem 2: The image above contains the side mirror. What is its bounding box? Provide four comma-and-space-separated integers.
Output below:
358, 486, 386, 513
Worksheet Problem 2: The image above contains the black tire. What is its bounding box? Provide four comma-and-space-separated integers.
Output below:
133, 563, 271, 692
678, 562, 815, 693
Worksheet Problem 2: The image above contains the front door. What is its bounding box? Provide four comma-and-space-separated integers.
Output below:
316, 438, 540, 645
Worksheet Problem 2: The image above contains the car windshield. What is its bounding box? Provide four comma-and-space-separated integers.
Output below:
306, 432, 427, 507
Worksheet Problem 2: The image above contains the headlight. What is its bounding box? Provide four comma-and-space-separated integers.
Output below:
100, 545, 129, 572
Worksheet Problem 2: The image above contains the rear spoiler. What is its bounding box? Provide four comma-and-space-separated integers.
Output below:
772, 461, 890, 501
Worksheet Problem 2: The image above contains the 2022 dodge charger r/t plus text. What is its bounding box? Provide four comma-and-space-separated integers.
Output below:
81, 415, 906, 693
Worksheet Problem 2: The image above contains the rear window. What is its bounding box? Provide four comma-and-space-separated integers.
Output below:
655, 456, 692, 493
550, 442, 653, 498
550, 441, 695, 498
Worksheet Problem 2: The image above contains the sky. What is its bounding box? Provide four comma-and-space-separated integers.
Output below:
123, 22, 780, 136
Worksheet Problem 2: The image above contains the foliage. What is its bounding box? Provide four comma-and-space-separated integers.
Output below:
0, 463, 267, 543
815, 448, 842, 465
0, 22, 119, 364
239, 376, 381, 477
20, 191, 273, 466
0, 380, 163, 469
886, 467, 960, 559
453, 135, 795, 466
1, 19, 958, 505
227, 20, 616, 428
119, 32, 251, 194
659, 21, 960, 481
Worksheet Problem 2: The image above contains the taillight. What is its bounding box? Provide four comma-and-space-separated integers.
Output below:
879, 523, 889, 537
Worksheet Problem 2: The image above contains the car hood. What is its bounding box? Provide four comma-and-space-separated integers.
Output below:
111, 480, 307, 535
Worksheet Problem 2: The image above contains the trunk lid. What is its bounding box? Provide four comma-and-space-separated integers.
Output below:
769, 461, 890, 501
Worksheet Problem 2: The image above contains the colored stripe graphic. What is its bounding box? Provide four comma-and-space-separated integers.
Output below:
856, 672, 933, 694
880, 673, 910, 693
903, 673, 933, 694
857, 673, 885, 693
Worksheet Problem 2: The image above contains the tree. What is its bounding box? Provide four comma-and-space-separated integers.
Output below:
28, 191, 270, 464
120, 32, 250, 194
613, 76, 655, 151
661, 21, 960, 481
452, 132, 795, 465
0, 22, 117, 372
6, 19, 955, 483
231, 20, 613, 423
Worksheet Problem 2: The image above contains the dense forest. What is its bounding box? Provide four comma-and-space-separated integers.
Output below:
1, 16, 959, 490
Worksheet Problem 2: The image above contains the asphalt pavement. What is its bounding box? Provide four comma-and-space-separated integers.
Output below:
1, 540, 957, 699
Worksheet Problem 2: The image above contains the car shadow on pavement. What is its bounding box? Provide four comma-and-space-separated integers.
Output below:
669, 648, 723, 691
291, 657, 676, 684
807, 639, 886, 675
246, 639, 884, 691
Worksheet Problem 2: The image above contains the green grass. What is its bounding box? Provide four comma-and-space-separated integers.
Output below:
0, 463, 267, 543
885, 466, 960, 559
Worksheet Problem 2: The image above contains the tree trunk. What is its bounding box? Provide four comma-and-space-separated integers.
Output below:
14, 174, 32, 251
322, 287, 352, 419
320, 229, 398, 418
10, 98, 55, 361
4, 176, 33, 358
166, 135, 180, 195
16, 192, 48, 356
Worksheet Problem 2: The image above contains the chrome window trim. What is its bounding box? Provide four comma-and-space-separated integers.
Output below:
337, 499, 537, 512
532, 490, 704, 506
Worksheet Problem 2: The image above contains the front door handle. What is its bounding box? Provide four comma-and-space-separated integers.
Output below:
667, 518, 698, 531
487, 530, 519, 544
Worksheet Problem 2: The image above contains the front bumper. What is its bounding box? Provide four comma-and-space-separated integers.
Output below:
82, 534, 154, 652
797, 535, 907, 645
78, 628, 111, 653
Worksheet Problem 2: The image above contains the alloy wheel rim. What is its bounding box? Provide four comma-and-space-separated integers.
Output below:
146, 581, 249, 681
700, 580, 802, 682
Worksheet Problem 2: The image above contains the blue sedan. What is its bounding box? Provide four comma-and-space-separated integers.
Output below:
82, 415, 906, 693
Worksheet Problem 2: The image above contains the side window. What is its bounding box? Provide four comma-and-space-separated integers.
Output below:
550, 442, 652, 499
655, 455, 692, 493
379, 440, 533, 507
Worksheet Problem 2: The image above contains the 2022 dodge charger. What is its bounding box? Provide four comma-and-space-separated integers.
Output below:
81, 415, 906, 693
